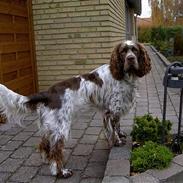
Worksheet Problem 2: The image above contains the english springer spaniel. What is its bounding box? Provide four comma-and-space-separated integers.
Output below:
0, 40, 151, 178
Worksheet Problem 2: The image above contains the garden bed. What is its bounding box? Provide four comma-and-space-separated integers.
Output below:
102, 114, 183, 183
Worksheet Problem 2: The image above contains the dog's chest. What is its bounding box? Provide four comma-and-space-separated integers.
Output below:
106, 80, 136, 114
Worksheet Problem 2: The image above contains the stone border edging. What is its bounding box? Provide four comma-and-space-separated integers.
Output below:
102, 137, 132, 183
150, 45, 170, 66
130, 154, 183, 183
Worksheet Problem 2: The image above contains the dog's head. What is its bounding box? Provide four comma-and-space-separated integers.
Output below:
110, 40, 151, 80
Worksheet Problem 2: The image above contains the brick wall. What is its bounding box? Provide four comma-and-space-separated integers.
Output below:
32, 0, 126, 91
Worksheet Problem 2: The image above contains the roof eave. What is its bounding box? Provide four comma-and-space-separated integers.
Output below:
127, 0, 142, 15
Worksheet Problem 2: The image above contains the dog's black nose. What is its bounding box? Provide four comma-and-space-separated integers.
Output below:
127, 55, 135, 64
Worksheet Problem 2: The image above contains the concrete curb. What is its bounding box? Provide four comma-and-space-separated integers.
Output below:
150, 45, 171, 66
102, 137, 132, 183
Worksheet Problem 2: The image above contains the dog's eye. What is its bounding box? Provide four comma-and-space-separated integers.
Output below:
132, 47, 138, 54
121, 48, 127, 54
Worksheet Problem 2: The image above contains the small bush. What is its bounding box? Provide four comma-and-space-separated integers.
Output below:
131, 114, 172, 144
167, 56, 183, 63
131, 141, 173, 172
138, 27, 152, 43
138, 26, 183, 57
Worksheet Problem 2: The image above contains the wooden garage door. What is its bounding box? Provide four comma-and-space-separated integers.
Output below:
0, 0, 37, 95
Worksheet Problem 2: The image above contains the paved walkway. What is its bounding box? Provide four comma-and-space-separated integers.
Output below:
0, 46, 181, 183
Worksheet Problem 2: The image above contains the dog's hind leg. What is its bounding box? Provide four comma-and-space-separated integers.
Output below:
38, 106, 73, 178
48, 138, 73, 178
38, 136, 50, 163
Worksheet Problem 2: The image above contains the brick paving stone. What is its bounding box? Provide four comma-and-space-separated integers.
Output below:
95, 140, 109, 150
74, 118, 92, 123
83, 162, 106, 178
0, 151, 12, 163
4, 127, 22, 135
1, 140, 23, 151
13, 131, 34, 141
80, 178, 102, 183
105, 159, 130, 176
24, 153, 42, 166
123, 113, 135, 120
23, 136, 40, 147
24, 123, 38, 132
0, 158, 24, 172
85, 127, 102, 135
33, 130, 42, 137
66, 156, 88, 170
9, 166, 39, 182
93, 112, 102, 120
80, 135, 98, 144
65, 139, 78, 149
39, 165, 51, 176
90, 120, 103, 127
11, 146, 33, 159
71, 129, 85, 139
0, 135, 13, 145
173, 154, 183, 167
72, 122, 88, 130
130, 173, 159, 183
109, 146, 130, 160
63, 149, 72, 162
90, 150, 109, 163
31, 175, 56, 183
102, 176, 129, 183
120, 126, 133, 136
80, 114, 94, 119
120, 119, 134, 126
0, 172, 11, 182
23, 120, 35, 127
72, 144, 94, 156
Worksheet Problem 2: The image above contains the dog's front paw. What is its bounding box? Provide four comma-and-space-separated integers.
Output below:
118, 131, 127, 139
57, 169, 73, 179
113, 131, 127, 146
114, 137, 126, 146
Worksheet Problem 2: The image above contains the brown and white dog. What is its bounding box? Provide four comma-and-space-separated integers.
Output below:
0, 40, 151, 178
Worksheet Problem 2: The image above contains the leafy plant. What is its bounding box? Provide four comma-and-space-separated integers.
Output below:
131, 141, 173, 172
138, 26, 183, 57
131, 114, 172, 144
138, 27, 152, 43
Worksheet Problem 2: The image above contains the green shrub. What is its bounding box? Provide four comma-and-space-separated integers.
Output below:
131, 141, 173, 172
131, 114, 172, 144
138, 27, 152, 43
138, 26, 183, 57
167, 56, 183, 63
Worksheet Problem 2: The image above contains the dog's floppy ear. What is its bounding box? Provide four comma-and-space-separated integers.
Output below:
135, 43, 151, 77
110, 43, 125, 80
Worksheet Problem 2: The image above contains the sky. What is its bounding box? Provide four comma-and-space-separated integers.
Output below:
140, 0, 151, 18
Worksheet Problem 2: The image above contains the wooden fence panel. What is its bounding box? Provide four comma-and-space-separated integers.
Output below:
0, 0, 37, 95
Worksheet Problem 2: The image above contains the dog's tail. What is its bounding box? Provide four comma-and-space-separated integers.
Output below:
0, 84, 48, 125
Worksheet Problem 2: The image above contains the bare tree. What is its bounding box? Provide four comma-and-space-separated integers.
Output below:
149, 0, 183, 26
